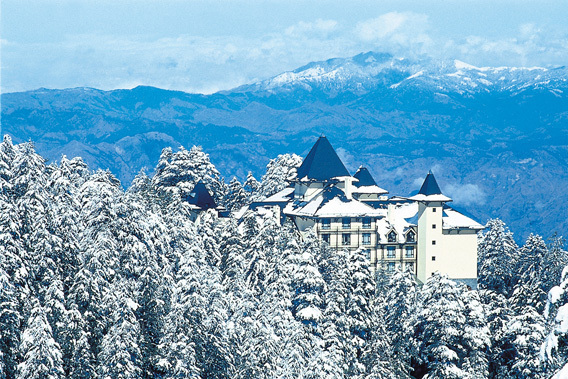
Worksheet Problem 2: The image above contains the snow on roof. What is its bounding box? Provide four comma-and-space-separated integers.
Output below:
353, 185, 389, 195
408, 193, 453, 202
263, 187, 295, 202
296, 136, 350, 181
314, 197, 384, 217
442, 207, 484, 230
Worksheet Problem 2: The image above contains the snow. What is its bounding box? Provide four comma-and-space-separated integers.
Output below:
296, 306, 322, 322
552, 364, 568, 379
442, 208, 484, 230
263, 187, 294, 202
556, 304, 568, 333
549, 285, 564, 304
353, 185, 388, 195
408, 193, 452, 202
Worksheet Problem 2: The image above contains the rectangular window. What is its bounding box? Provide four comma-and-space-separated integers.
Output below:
362, 233, 371, 245
387, 246, 396, 258
406, 262, 414, 272
432, 256, 436, 261
363, 249, 371, 260
362, 217, 371, 229
432, 224, 437, 229
388, 262, 396, 273
405, 246, 415, 258
432, 240, 436, 245
342, 233, 351, 245
342, 217, 351, 229
432, 208, 437, 213
322, 234, 330, 244
321, 218, 330, 230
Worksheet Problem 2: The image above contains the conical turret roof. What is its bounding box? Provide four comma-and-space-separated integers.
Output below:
296, 136, 350, 181
409, 171, 452, 202
418, 171, 442, 195
353, 166, 378, 187
187, 181, 217, 209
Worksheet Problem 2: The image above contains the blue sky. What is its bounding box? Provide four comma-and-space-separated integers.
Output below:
1, 0, 567, 94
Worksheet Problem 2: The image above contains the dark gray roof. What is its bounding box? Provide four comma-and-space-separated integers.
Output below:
418, 171, 442, 195
296, 136, 350, 181
353, 166, 378, 187
186, 181, 217, 209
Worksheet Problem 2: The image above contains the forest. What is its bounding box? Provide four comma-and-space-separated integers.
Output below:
1, 134, 568, 379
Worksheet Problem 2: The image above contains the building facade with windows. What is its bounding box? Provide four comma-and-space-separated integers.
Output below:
251, 136, 483, 287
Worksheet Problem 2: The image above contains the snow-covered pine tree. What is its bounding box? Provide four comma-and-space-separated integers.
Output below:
412, 274, 489, 379
151, 145, 227, 205
256, 153, 301, 199
381, 267, 418, 378
224, 177, 249, 212
97, 281, 143, 379
17, 300, 65, 379
500, 305, 546, 378
0, 268, 21, 379
243, 171, 260, 198
542, 265, 568, 377
478, 219, 519, 297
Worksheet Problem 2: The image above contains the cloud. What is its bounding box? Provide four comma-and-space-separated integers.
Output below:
355, 12, 432, 51
445, 183, 487, 207
285, 19, 339, 38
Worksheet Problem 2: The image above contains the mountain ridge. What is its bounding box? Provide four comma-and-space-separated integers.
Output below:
2, 51, 568, 241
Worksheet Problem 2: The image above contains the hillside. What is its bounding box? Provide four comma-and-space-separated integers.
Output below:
2, 52, 568, 240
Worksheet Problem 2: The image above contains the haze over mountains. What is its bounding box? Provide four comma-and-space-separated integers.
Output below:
2, 52, 567, 241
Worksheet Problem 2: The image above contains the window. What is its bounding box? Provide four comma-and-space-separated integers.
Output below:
363, 249, 371, 260
321, 218, 330, 230
405, 246, 415, 258
362, 217, 371, 229
432, 208, 437, 213
387, 262, 396, 273
388, 230, 397, 243
322, 234, 330, 244
432, 224, 437, 229
362, 233, 371, 245
406, 262, 414, 272
387, 246, 396, 258
342, 233, 351, 245
432, 240, 436, 245
432, 256, 436, 261
406, 231, 415, 242
342, 217, 351, 229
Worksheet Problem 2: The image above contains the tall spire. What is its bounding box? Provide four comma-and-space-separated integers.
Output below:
296, 136, 350, 181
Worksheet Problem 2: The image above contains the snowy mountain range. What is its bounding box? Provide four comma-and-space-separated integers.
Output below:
2, 51, 568, 241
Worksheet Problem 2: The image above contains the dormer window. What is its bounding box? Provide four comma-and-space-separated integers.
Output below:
342, 218, 351, 229
388, 230, 397, 243
362, 217, 371, 229
321, 218, 331, 230
406, 231, 416, 243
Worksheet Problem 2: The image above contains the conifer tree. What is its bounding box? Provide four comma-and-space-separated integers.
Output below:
224, 177, 249, 212
257, 153, 301, 199
17, 301, 65, 379
0, 268, 21, 379
478, 219, 519, 296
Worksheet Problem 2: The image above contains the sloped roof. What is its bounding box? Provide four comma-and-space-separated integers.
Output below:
418, 171, 442, 195
409, 171, 452, 202
186, 181, 217, 209
353, 166, 377, 187
296, 136, 350, 181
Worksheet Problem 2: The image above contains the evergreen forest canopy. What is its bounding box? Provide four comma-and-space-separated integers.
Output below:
1, 135, 568, 379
